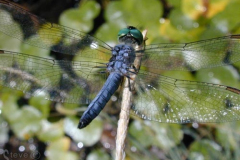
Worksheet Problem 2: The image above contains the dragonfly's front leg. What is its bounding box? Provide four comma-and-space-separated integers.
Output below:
126, 65, 138, 91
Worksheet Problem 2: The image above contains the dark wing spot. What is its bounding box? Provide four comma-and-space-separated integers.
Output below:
225, 98, 234, 108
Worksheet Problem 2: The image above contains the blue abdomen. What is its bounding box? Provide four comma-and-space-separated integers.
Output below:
78, 72, 122, 129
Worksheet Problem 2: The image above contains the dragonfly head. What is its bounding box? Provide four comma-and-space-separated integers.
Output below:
118, 26, 143, 46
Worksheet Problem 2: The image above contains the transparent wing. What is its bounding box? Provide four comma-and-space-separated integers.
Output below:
0, 0, 112, 60
0, 50, 108, 104
142, 35, 240, 72
130, 70, 240, 123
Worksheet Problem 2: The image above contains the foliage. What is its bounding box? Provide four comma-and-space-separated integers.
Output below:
1, 0, 240, 159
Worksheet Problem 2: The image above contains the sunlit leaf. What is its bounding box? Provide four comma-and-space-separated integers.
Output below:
38, 120, 64, 142
60, 0, 100, 32
64, 116, 103, 147
86, 149, 110, 160
189, 139, 222, 159
46, 137, 79, 160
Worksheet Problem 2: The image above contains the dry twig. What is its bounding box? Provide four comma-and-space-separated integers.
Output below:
115, 29, 148, 160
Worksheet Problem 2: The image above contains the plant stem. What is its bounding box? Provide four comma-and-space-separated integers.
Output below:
115, 29, 148, 160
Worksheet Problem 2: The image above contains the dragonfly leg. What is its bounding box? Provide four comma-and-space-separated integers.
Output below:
128, 77, 132, 91
127, 65, 138, 73
127, 70, 137, 74
126, 76, 135, 91
132, 65, 139, 73
126, 65, 138, 75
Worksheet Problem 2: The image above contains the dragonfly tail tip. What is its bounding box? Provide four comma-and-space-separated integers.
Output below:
78, 121, 87, 129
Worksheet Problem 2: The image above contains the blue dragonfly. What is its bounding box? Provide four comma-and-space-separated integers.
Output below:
1, 0, 240, 129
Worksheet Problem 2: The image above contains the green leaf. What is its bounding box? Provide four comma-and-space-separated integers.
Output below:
129, 120, 154, 147
37, 120, 64, 142
86, 149, 110, 160
78, 0, 100, 20
46, 137, 79, 160
159, 19, 204, 42
189, 139, 222, 160
64, 116, 103, 146
150, 123, 183, 150
196, 66, 240, 88
216, 122, 240, 151
95, 22, 122, 44
210, 0, 240, 32
29, 92, 51, 118
1, 91, 20, 122
182, 0, 205, 20
169, 9, 197, 31
59, 0, 100, 32
129, 120, 183, 150
10, 106, 43, 139
105, 0, 162, 28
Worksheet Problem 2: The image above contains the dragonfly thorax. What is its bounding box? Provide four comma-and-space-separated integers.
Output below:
107, 44, 135, 76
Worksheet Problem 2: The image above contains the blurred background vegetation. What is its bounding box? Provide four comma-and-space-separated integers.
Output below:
1, 0, 240, 159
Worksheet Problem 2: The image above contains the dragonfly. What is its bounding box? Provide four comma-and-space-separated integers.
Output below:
1, 0, 240, 129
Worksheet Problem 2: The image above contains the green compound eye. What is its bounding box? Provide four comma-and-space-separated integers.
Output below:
118, 26, 143, 45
